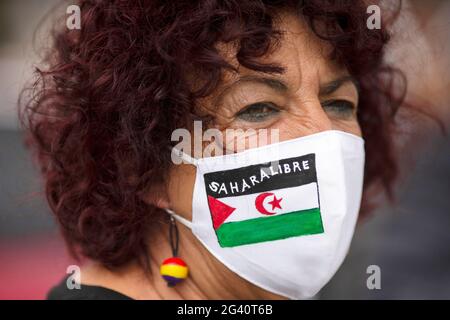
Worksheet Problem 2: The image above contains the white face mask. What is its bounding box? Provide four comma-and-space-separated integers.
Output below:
167, 130, 365, 300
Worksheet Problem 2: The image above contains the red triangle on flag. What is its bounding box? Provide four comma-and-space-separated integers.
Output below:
208, 195, 236, 229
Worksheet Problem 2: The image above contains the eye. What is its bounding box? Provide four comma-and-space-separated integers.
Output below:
321, 99, 356, 118
235, 102, 280, 122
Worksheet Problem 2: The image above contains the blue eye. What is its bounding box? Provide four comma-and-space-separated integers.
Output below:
322, 100, 355, 117
236, 102, 280, 122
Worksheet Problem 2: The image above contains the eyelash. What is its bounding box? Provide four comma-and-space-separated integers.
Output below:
235, 99, 356, 123
321, 100, 356, 117
235, 102, 280, 122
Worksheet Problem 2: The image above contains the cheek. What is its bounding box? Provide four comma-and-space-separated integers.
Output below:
168, 164, 196, 219
267, 108, 333, 141
269, 104, 362, 141
329, 117, 362, 137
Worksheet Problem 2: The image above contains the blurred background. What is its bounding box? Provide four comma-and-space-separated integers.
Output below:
0, 0, 449, 299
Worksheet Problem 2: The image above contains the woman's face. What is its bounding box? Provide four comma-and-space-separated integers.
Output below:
166, 11, 360, 219
162, 11, 361, 298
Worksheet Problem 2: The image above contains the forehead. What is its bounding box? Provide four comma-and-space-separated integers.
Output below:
216, 11, 344, 93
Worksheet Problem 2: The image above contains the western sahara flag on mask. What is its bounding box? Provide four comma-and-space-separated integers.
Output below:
204, 153, 324, 248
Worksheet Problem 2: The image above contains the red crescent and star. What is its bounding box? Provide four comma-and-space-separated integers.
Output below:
255, 192, 283, 215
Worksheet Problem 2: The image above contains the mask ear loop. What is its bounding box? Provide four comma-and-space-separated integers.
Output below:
166, 147, 196, 229
166, 208, 193, 230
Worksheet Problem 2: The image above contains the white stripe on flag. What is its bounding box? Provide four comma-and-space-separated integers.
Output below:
219, 182, 319, 224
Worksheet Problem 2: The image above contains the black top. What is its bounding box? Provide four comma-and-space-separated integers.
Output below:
47, 276, 133, 300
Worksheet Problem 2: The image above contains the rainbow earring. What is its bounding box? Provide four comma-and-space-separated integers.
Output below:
160, 215, 189, 287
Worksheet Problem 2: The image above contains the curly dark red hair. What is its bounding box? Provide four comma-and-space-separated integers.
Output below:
20, 0, 405, 269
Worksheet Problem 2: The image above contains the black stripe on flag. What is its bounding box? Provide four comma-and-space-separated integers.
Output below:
204, 153, 317, 199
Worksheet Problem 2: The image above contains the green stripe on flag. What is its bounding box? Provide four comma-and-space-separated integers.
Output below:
216, 208, 323, 247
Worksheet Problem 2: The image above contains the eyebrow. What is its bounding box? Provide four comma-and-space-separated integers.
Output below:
213, 75, 288, 107
319, 75, 359, 96
213, 74, 358, 106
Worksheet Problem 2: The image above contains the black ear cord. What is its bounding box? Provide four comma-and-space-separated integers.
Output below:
169, 215, 179, 258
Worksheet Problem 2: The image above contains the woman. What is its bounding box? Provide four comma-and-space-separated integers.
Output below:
20, 0, 405, 299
